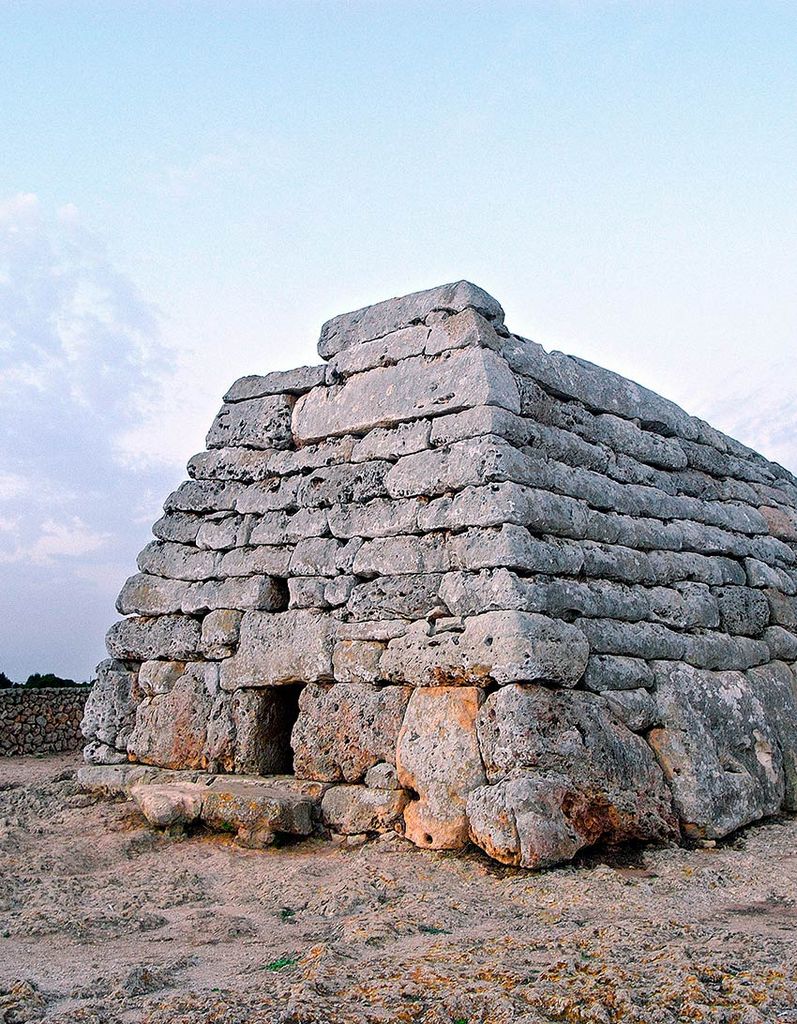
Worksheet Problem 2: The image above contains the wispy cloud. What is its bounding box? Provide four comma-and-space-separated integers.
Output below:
0, 193, 181, 678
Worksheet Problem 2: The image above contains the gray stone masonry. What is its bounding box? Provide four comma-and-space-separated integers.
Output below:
81, 280, 797, 869
1, 687, 90, 756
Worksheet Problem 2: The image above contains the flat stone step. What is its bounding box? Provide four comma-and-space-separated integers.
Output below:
78, 764, 328, 847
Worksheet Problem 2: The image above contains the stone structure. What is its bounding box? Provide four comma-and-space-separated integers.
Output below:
79, 281, 797, 868
1, 686, 90, 756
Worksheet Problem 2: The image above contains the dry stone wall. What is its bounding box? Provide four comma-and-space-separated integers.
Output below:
1, 687, 90, 756
81, 280, 797, 868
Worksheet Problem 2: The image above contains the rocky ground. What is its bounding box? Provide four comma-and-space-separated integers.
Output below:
1, 754, 796, 1024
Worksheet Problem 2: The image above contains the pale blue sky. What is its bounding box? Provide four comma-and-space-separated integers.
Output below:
1, 1, 795, 680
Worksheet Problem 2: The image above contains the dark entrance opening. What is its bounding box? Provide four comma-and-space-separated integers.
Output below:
244, 683, 303, 775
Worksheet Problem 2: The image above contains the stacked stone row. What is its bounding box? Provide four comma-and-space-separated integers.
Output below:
83, 281, 797, 866
1, 687, 90, 756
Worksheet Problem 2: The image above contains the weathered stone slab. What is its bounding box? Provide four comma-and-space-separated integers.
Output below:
352, 535, 450, 577
418, 482, 588, 537
187, 448, 274, 482
117, 573, 190, 616
583, 654, 654, 692
380, 611, 588, 687
200, 778, 315, 846
224, 364, 325, 402
248, 508, 327, 545
317, 280, 504, 359
327, 498, 420, 540
164, 479, 246, 513
648, 661, 786, 838
219, 610, 334, 689
293, 349, 520, 444
292, 682, 410, 782
137, 541, 220, 582
106, 615, 202, 662
182, 576, 286, 614
201, 609, 242, 659
295, 460, 390, 508
217, 545, 292, 577
396, 686, 486, 849
321, 785, 408, 834
425, 307, 504, 356
350, 419, 431, 463
346, 574, 445, 621
131, 782, 204, 828
195, 514, 253, 551
469, 685, 676, 868
289, 537, 362, 576
127, 663, 219, 770
81, 659, 140, 754
326, 324, 428, 378
449, 526, 585, 576
386, 437, 532, 499
206, 395, 294, 450
332, 639, 384, 683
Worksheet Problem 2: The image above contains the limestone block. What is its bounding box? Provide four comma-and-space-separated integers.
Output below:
152, 511, 203, 545
321, 785, 408, 834
600, 688, 659, 732
713, 586, 770, 636
345, 574, 445, 621
767, 589, 797, 629
469, 685, 676, 868
187, 447, 274, 482
380, 611, 588, 687
449, 525, 585, 576
224, 364, 325, 401
648, 661, 786, 838
746, 661, 797, 809
583, 654, 655, 692
200, 778, 315, 846
351, 419, 431, 463
429, 405, 529, 448
217, 545, 292, 577
418, 483, 588, 538
332, 640, 384, 683
326, 323, 428, 378
327, 498, 420, 539
425, 307, 504, 356
288, 577, 329, 609
291, 682, 410, 782
195, 514, 253, 551
396, 686, 486, 849
248, 508, 328, 545
164, 479, 246, 514
131, 783, 204, 828
201, 609, 243, 659
116, 573, 190, 616
219, 610, 334, 689
127, 663, 219, 770
81, 659, 140, 751
317, 280, 504, 359
647, 583, 719, 630
365, 761, 400, 789
765, 625, 797, 661
759, 504, 797, 543
577, 618, 686, 661
182, 576, 286, 614
106, 615, 202, 662
237, 478, 300, 514
335, 619, 409, 641
352, 535, 450, 577
268, 436, 355, 475
683, 633, 770, 671
137, 660, 186, 696
324, 576, 355, 607
137, 541, 220, 582
295, 460, 390, 508
386, 437, 532, 499
293, 349, 520, 444
289, 537, 362, 576
206, 394, 294, 450
745, 557, 797, 594
467, 776, 583, 870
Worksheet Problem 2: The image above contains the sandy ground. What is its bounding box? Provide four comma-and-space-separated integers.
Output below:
1, 755, 796, 1024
